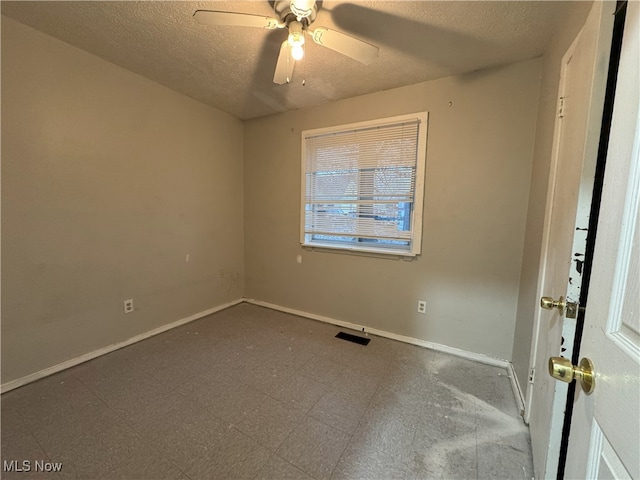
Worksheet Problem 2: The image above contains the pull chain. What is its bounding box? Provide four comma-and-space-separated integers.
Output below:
302, 53, 306, 86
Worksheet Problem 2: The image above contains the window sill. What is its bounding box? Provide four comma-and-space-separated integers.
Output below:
301, 242, 419, 259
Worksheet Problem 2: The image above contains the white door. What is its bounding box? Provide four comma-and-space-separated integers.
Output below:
527, 2, 615, 478
564, 3, 640, 478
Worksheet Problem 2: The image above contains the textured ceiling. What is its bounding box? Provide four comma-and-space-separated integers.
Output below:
2, 1, 572, 120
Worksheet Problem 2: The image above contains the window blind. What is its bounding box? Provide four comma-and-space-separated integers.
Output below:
303, 119, 421, 252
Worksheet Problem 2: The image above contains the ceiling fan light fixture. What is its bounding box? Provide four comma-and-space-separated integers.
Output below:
291, 44, 305, 61
287, 21, 305, 47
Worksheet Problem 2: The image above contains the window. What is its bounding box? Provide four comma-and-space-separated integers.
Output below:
301, 112, 428, 256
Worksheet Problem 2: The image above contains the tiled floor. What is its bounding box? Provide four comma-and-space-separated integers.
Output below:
1, 303, 533, 479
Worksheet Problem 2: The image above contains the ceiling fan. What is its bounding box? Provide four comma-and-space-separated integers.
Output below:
193, 0, 379, 84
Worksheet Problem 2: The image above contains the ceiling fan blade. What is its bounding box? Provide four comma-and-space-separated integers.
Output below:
273, 41, 295, 85
309, 27, 379, 65
193, 10, 282, 29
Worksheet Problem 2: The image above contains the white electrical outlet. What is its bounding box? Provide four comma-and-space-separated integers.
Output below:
417, 300, 426, 314
124, 299, 134, 314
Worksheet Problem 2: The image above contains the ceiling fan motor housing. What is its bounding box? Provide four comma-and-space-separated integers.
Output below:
274, 0, 317, 26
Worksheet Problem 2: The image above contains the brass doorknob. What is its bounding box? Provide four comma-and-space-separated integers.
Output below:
548, 356, 595, 394
541, 295, 566, 314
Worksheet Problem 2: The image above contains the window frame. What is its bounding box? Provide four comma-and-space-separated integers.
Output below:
300, 112, 428, 257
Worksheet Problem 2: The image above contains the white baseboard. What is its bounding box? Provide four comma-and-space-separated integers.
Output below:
507, 362, 526, 420
1, 299, 243, 394
244, 298, 510, 369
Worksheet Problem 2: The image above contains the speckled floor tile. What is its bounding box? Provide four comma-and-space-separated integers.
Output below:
297, 354, 346, 386
255, 454, 315, 480
186, 427, 271, 480
231, 392, 305, 451
273, 372, 328, 413
331, 447, 410, 480
276, 416, 351, 479
1, 429, 59, 480
308, 388, 371, 434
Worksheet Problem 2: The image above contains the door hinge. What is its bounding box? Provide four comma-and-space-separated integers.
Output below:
557, 96, 565, 118
528, 367, 535, 384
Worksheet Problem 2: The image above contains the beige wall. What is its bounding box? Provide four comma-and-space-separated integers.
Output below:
511, 1, 593, 394
1, 17, 244, 383
244, 59, 542, 360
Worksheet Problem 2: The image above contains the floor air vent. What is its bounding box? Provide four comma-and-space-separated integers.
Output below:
335, 331, 370, 346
